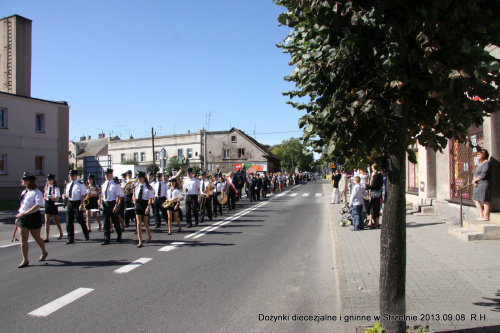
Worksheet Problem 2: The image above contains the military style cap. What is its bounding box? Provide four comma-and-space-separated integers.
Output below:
22, 172, 37, 181
187, 168, 193, 173
136, 171, 146, 178
88, 174, 95, 179
46, 174, 56, 180
69, 170, 79, 176
104, 168, 114, 174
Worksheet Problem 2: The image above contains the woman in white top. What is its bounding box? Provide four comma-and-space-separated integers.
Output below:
133, 171, 154, 247
85, 175, 102, 232
43, 174, 64, 242
166, 178, 182, 235
16, 172, 48, 268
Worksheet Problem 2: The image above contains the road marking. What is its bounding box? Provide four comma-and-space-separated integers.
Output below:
114, 258, 152, 274
290, 193, 298, 197
302, 193, 310, 197
315, 193, 323, 197
28, 287, 94, 317
158, 242, 186, 252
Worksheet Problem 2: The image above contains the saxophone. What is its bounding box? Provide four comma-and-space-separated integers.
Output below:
84, 186, 96, 206
162, 195, 181, 208
204, 165, 219, 198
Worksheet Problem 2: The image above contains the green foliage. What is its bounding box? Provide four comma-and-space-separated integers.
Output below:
275, 0, 500, 168
166, 158, 180, 176
270, 137, 314, 172
364, 322, 387, 333
121, 158, 138, 165
190, 163, 202, 176
146, 162, 159, 174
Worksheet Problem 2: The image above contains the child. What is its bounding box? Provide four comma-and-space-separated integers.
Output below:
349, 176, 367, 231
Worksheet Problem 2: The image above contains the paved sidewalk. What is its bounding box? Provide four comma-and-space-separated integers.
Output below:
325, 184, 500, 333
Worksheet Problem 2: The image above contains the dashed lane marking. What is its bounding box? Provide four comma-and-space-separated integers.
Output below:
302, 193, 310, 197
290, 193, 298, 197
114, 257, 152, 274
315, 193, 323, 197
28, 287, 94, 317
158, 242, 186, 252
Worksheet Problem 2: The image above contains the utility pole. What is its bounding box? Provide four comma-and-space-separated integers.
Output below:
203, 127, 207, 171
152, 127, 156, 172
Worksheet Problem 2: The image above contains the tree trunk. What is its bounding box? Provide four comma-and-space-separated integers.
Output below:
380, 102, 407, 333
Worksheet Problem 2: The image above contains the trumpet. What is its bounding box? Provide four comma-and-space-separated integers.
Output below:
162, 195, 181, 208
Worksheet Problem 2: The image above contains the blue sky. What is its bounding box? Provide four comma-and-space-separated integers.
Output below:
2, 0, 305, 146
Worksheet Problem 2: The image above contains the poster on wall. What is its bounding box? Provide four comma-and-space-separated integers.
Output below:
234, 162, 267, 174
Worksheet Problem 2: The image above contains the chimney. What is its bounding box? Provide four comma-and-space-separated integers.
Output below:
80, 136, 86, 141
98, 133, 105, 139
87, 135, 91, 140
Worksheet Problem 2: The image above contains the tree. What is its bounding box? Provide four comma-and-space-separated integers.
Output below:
275, 1, 500, 332
166, 158, 180, 176
270, 137, 314, 172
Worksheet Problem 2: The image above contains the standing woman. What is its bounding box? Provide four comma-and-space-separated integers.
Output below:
43, 174, 64, 242
133, 171, 154, 247
16, 172, 48, 268
166, 178, 182, 235
366, 164, 384, 229
85, 174, 102, 231
472, 148, 491, 221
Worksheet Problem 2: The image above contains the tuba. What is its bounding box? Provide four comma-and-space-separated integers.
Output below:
172, 167, 186, 189
123, 179, 137, 195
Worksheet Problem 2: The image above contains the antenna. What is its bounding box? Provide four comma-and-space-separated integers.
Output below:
207, 111, 211, 131
115, 125, 124, 138
253, 125, 256, 138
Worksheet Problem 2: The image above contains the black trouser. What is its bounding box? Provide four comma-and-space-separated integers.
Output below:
226, 193, 236, 211
154, 197, 167, 227
213, 193, 222, 216
200, 195, 213, 221
250, 188, 257, 202
66, 200, 89, 241
185, 195, 199, 226
262, 187, 267, 198
124, 194, 134, 226
103, 200, 122, 242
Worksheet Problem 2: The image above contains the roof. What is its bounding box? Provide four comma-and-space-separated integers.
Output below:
74, 136, 120, 158
0, 91, 68, 106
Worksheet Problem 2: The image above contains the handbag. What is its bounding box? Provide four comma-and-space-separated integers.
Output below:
370, 189, 382, 199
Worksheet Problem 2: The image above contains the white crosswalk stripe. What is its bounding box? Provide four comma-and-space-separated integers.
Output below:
290, 193, 298, 197
302, 193, 310, 197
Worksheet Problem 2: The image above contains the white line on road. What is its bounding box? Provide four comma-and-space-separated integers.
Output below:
302, 193, 310, 197
315, 193, 323, 197
158, 242, 186, 252
290, 193, 298, 197
114, 258, 152, 274
28, 287, 94, 317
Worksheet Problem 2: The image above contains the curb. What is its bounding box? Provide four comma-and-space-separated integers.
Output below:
324, 183, 356, 333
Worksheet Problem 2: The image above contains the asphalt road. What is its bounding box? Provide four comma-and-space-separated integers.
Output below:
0, 181, 339, 333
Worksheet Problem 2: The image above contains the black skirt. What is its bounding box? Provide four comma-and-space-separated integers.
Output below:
135, 199, 149, 216
17, 210, 43, 229
44, 200, 58, 215
368, 198, 381, 218
85, 196, 99, 210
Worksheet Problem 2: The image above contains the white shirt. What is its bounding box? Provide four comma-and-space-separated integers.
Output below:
66, 180, 88, 201
134, 183, 155, 200
19, 189, 43, 213
359, 174, 369, 188
183, 177, 200, 195
101, 180, 124, 201
45, 185, 61, 201
349, 184, 367, 207
213, 180, 224, 192
153, 181, 168, 197
200, 178, 215, 195
167, 188, 181, 202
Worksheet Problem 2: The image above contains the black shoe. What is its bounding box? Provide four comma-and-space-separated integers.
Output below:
137, 244, 143, 248
214, 214, 217, 218
39, 252, 48, 262
84, 237, 89, 241
116, 237, 122, 243
18, 261, 29, 268
209, 216, 213, 221
187, 224, 192, 228
65, 240, 74, 245
101, 241, 110, 245
43, 239, 49, 243
155, 225, 160, 228
195, 221, 199, 226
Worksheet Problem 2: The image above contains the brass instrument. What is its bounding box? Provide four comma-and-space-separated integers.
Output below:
123, 179, 137, 195
162, 195, 181, 208
84, 186, 96, 206
200, 166, 219, 212
172, 167, 186, 189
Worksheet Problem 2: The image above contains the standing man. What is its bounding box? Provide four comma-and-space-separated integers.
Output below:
62, 170, 89, 244
122, 170, 135, 228
261, 173, 268, 198
100, 168, 124, 245
199, 171, 214, 222
212, 173, 223, 218
153, 173, 168, 228
331, 170, 342, 204
224, 172, 237, 212
249, 174, 257, 202
183, 168, 200, 228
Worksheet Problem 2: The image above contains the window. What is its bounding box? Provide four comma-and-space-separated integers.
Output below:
223, 149, 230, 159
140, 152, 146, 162
133, 152, 138, 161
0, 154, 5, 174
238, 148, 245, 158
0, 108, 7, 128
231, 136, 237, 142
121, 154, 126, 162
187, 148, 193, 158
35, 114, 45, 132
178, 149, 183, 158
155, 151, 159, 161
35, 156, 44, 174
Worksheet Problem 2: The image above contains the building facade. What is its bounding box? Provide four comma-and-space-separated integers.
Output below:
0, 15, 69, 200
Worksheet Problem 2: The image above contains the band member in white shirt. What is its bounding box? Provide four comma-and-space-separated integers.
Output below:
43, 173, 63, 242
100, 168, 124, 245
84, 174, 102, 232
166, 178, 182, 235
153, 173, 168, 228
134, 171, 155, 247
16, 172, 48, 268
183, 168, 200, 228
62, 170, 89, 244
212, 173, 224, 217
199, 171, 214, 222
